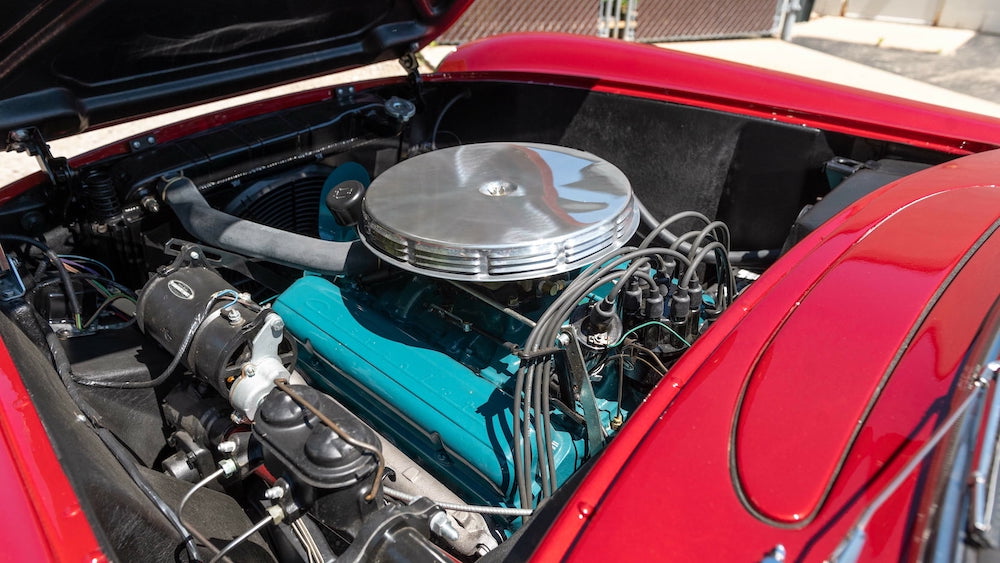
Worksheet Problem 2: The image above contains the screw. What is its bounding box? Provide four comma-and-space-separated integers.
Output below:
189, 251, 200, 260
244, 364, 256, 377
131, 140, 142, 149
272, 318, 284, 332
146, 136, 155, 144
217, 441, 237, 454
263, 486, 284, 500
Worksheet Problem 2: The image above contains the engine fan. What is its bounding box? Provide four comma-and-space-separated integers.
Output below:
223, 164, 333, 237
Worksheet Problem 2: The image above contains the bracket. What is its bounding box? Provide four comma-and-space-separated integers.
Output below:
6, 127, 73, 186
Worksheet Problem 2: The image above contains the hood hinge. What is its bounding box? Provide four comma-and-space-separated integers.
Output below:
399, 51, 422, 86
6, 127, 73, 186
399, 50, 426, 105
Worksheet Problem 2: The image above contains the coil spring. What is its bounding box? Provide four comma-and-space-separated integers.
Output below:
82, 169, 121, 221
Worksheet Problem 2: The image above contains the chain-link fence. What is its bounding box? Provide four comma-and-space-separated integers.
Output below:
634, 0, 782, 42
439, 0, 601, 44
438, 0, 786, 44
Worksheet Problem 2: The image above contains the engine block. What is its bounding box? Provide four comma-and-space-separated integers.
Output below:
274, 274, 627, 515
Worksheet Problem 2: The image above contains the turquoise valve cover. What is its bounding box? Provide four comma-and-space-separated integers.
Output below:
273, 275, 620, 510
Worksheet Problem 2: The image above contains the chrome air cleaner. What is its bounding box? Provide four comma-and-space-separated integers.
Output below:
359, 142, 639, 281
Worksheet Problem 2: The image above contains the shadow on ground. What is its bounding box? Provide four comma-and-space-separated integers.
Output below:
792, 33, 1000, 101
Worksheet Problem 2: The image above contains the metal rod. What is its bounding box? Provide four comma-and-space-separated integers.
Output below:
831, 383, 987, 562
209, 513, 274, 563
445, 280, 537, 328
973, 361, 1000, 533
178, 467, 228, 560
384, 486, 534, 516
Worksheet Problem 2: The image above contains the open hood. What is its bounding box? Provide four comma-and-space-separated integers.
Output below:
0, 0, 468, 143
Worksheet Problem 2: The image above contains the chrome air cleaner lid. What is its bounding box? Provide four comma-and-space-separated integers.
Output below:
359, 142, 639, 281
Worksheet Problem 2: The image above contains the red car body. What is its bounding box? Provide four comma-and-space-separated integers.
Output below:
2, 21, 1000, 563
435, 35, 1000, 561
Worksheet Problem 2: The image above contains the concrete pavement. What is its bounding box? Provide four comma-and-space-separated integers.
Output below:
791, 17, 1000, 102
657, 36, 1000, 119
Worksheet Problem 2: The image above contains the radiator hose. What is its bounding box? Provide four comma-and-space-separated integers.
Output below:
160, 176, 377, 274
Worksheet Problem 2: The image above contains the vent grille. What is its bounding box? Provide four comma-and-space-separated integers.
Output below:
223, 165, 331, 238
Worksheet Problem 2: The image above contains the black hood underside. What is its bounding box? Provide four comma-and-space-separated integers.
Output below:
0, 0, 464, 143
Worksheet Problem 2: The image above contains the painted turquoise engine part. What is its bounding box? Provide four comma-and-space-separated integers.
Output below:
273, 274, 627, 515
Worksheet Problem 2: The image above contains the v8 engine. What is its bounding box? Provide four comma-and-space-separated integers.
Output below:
124, 140, 739, 557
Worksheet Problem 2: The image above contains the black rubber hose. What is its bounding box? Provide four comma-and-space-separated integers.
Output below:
160, 176, 378, 275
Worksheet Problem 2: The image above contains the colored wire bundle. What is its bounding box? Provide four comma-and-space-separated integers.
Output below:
0, 234, 84, 329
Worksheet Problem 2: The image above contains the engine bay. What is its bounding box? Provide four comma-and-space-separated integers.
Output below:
0, 80, 951, 561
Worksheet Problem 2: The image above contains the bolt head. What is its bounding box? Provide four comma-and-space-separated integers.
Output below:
217, 440, 238, 454
428, 511, 460, 542
244, 364, 256, 377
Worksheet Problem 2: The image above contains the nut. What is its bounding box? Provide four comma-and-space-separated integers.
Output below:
141, 195, 160, 213
225, 308, 243, 325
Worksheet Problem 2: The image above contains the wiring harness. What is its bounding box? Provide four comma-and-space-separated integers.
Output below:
512, 209, 737, 509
